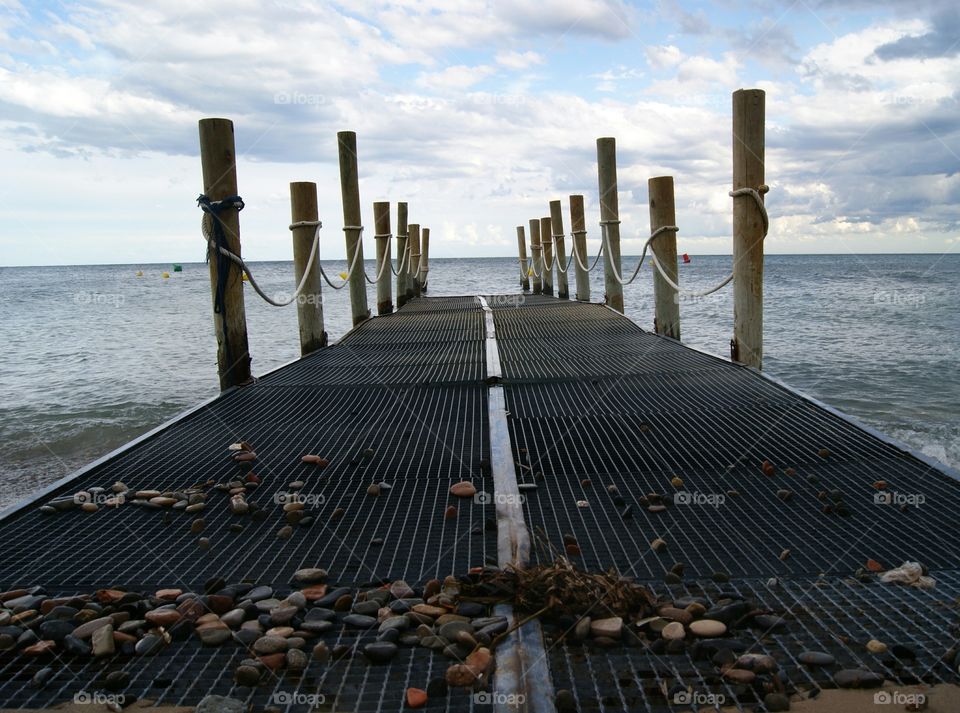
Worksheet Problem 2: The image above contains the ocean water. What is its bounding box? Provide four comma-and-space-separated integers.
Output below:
0, 255, 957, 509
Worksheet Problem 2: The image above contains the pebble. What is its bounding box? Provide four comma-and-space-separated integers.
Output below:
866, 639, 887, 654
198, 537, 210, 549
722, 668, 756, 684
92, 624, 115, 656
764, 693, 791, 712
286, 648, 308, 671
276, 526, 293, 539
444, 505, 458, 519
330, 507, 345, 521
301, 455, 330, 467
366, 483, 381, 497
661, 622, 685, 640
737, 653, 778, 672
798, 650, 835, 666
312, 641, 330, 662
363, 641, 398, 663
449, 481, 477, 498
650, 538, 667, 552
818, 448, 831, 458
292, 568, 328, 585
253, 636, 288, 655
689, 620, 726, 637
344, 614, 378, 629
235, 665, 260, 687
762, 460, 776, 476
590, 617, 622, 639
777, 489, 794, 501
648, 504, 667, 513
136, 634, 163, 656
555, 689, 577, 713
406, 688, 428, 709
31, 667, 54, 688
105, 671, 130, 691
670, 477, 684, 488
190, 518, 205, 534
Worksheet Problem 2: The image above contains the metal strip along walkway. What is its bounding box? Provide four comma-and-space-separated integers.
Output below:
0, 295, 958, 711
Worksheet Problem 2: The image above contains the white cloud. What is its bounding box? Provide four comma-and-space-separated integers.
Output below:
495, 50, 544, 70
416, 65, 496, 91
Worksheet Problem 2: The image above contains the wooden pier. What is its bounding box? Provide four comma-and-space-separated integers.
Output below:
1, 295, 959, 712
1, 88, 959, 712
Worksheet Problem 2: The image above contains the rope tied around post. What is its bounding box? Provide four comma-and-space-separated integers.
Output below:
198, 195, 326, 307
551, 234, 576, 274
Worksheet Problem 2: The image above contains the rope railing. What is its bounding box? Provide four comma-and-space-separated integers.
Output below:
524, 184, 769, 297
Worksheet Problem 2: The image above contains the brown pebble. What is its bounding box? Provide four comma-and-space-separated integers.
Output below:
565, 543, 581, 557
277, 526, 293, 539
670, 477, 684, 488
366, 484, 381, 497
779, 548, 791, 561
762, 460, 775, 476
197, 537, 210, 549
784, 467, 797, 476
301, 455, 330, 467
872, 480, 887, 490
333, 595, 353, 611
818, 448, 831, 458
580, 479, 592, 488
330, 507, 345, 521
449, 482, 477, 498
190, 519, 205, 534
444, 505, 458, 520
650, 538, 667, 552
777, 489, 793, 501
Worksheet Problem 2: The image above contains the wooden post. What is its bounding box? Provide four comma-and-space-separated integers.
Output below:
289, 181, 327, 355
198, 118, 251, 391
597, 137, 623, 313
408, 223, 422, 299
569, 194, 590, 302
648, 176, 680, 340
420, 227, 430, 294
373, 201, 393, 315
529, 219, 542, 294
731, 89, 765, 369
549, 200, 569, 299
337, 130, 370, 326
540, 216, 554, 296
396, 202, 410, 308
516, 226, 530, 292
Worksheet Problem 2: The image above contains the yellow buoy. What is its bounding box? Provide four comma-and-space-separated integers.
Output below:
527, 268, 533, 276
162, 272, 170, 279
339, 272, 349, 280
135, 270, 143, 277
242, 272, 248, 282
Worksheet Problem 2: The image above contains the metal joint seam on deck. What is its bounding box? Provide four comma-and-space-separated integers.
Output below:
479, 295, 556, 713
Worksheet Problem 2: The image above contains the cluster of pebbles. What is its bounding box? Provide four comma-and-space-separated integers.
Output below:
0, 567, 506, 710
542, 590, 926, 713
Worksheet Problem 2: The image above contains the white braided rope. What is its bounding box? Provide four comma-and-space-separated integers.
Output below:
201, 216, 324, 305
570, 229, 605, 273
550, 234, 576, 274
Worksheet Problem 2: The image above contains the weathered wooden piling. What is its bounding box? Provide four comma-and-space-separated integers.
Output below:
198, 118, 251, 391
337, 130, 370, 326
540, 216, 554, 296
409, 223, 422, 298
420, 227, 430, 294
569, 194, 590, 302
373, 201, 393, 315
648, 176, 680, 340
529, 219, 543, 294
396, 202, 410, 308
731, 89, 766, 369
549, 200, 569, 299
516, 226, 530, 292
596, 137, 623, 313
289, 181, 327, 355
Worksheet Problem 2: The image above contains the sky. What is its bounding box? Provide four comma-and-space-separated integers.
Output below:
0, 0, 958, 265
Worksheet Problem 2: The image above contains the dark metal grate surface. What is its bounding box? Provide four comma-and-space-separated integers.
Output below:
546, 572, 960, 712
0, 297, 498, 712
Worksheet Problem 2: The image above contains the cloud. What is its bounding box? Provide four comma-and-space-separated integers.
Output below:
874, 8, 960, 59
590, 65, 644, 92
495, 50, 544, 70
416, 65, 496, 91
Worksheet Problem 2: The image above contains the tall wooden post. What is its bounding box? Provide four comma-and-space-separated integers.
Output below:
396, 202, 410, 308
198, 118, 251, 391
597, 137, 623, 313
337, 131, 370, 326
420, 227, 430, 294
289, 181, 327, 355
373, 201, 393, 315
540, 216, 554, 296
731, 89, 765, 369
529, 219, 542, 294
516, 226, 530, 292
569, 195, 590, 302
409, 223, 422, 299
648, 176, 680, 340
549, 200, 569, 299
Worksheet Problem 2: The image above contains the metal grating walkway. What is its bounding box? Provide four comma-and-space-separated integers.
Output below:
0, 295, 957, 711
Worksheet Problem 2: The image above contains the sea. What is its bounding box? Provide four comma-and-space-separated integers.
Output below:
1, 254, 957, 509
